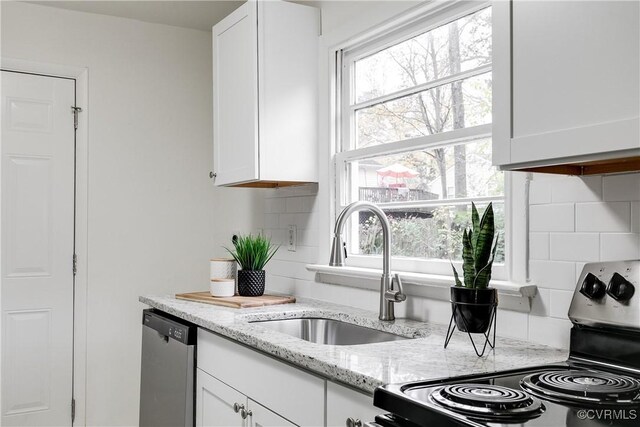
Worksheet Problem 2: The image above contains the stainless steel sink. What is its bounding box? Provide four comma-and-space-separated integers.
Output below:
250, 317, 409, 345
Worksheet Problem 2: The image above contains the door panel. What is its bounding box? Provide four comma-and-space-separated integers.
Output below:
3, 309, 52, 415
1, 71, 75, 426
5, 156, 53, 277
212, 1, 259, 186
248, 399, 296, 427
326, 382, 379, 427
196, 369, 245, 427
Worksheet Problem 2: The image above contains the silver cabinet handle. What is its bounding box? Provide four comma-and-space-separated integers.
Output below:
346, 417, 362, 427
240, 408, 252, 419
209, 171, 217, 179
233, 402, 244, 413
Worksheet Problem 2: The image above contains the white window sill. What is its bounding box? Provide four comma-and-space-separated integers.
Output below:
305, 264, 538, 313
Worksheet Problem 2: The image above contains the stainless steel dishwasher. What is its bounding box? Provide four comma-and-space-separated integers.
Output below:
140, 309, 196, 427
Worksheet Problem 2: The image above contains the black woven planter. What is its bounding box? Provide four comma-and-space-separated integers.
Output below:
237, 270, 266, 296
451, 287, 498, 333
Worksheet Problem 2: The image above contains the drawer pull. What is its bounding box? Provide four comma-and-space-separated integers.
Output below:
346, 417, 363, 427
233, 402, 244, 413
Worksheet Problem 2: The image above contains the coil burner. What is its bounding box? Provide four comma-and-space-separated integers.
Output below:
430, 384, 544, 419
521, 370, 640, 405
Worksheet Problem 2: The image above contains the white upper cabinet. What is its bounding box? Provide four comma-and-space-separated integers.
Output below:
212, 0, 319, 187
493, 0, 640, 173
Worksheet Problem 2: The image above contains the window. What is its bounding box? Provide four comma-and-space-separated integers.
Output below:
335, 4, 505, 277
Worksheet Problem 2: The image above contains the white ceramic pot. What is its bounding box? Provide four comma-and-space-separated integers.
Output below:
210, 279, 235, 297
210, 258, 236, 280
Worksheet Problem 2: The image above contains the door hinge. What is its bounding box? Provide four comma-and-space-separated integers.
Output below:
71, 106, 82, 130
73, 253, 77, 276
71, 398, 76, 423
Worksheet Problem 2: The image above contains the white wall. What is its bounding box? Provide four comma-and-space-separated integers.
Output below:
1, 2, 261, 425
264, 0, 640, 351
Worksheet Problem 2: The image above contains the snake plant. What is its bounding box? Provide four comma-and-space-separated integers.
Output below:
452, 202, 499, 289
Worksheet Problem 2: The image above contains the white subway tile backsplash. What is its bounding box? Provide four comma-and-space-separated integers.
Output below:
496, 309, 529, 340
529, 232, 549, 260
278, 213, 296, 228
600, 233, 640, 261
298, 228, 319, 247
575, 262, 587, 280
529, 179, 552, 205
265, 228, 287, 245
551, 176, 602, 203
549, 290, 574, 319
264, 198, 286, 214
603, 173, 640, 202
261, 171, 637, 350
632, 202, 640, 233
267, 183, 319, 198
264, 213, 280, 229
530, 287, 550, 317
279, 212, 318, 229
272, 245, 318, 264
300, 196, 318, 213
266, 274, 296, 294
549, 233, 599, 261
285, 197, 304, 213
267, 259, 316, 281
576, 202, 630, 232
528, 316, 572, 349
530, 260, 576, 290
530, 204, 574, 232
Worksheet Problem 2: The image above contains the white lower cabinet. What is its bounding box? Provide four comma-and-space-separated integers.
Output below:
197, 329, 324, 426
197, 369, 297, 427
249, 399, 296, 427
326, 382, 380, 427
196, 369, 246, 427
197, 329, 383, 427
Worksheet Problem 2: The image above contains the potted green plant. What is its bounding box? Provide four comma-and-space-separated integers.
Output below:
225, 234, 279, 297
450, 202, 499, 333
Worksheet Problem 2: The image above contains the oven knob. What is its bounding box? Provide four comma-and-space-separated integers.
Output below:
580, 273, 606, 299
606, 272, 635, 302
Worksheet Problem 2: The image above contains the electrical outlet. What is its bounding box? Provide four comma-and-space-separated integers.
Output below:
288, 225, 297, 252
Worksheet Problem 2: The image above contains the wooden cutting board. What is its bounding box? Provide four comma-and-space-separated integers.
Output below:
175, 291, 296, 308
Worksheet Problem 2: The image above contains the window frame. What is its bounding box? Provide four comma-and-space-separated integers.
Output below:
333, 0, 509, 280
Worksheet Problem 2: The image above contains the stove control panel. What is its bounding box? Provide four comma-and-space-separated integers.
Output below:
568, 260, 640, 331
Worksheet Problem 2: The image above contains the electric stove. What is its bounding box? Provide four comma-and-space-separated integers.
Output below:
369, 260, 640, 427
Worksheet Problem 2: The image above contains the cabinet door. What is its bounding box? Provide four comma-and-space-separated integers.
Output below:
196, 369, 246, 427
212, 1, 259, 186
248, 399, 297, 427
493, 0, 640, 167
198, 330, 325, 426
326, 382, 380, 427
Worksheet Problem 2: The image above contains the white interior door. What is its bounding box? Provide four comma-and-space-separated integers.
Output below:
1, 70, 76, 426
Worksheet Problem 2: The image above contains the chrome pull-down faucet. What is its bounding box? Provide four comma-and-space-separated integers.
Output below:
329, 201, 406, 321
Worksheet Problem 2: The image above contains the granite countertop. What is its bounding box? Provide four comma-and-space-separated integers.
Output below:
139, 295, 568, 394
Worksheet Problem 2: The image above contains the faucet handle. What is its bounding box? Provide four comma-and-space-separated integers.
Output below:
385, 274, 406, 302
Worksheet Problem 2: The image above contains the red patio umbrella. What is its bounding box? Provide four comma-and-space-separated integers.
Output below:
376, 164, 418, 184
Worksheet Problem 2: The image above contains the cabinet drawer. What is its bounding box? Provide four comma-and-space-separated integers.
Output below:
198, 329, 324, 426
